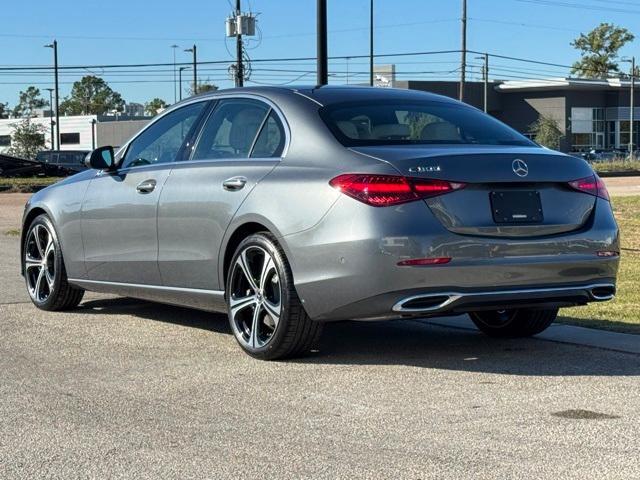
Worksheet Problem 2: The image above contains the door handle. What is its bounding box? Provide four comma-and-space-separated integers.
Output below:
223, 176, 247, 191
136, 179, 157, 194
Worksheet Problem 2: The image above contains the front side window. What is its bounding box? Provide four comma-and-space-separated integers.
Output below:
192, 99, 269, 160
321, 100, 535, 147
122, 101, 207, 168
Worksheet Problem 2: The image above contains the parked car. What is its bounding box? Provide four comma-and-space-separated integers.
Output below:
0, 153, 44, 177
36, 150, 90, 176
21, 86, 619, 359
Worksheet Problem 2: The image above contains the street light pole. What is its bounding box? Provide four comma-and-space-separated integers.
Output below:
631, 56, 635, 161
185, 45, 197, 95
44, 40, 60, 149
178, 66, 189, 101
171, 45, 179, 103
45, 88, 54, 150
475, 53, 489, 113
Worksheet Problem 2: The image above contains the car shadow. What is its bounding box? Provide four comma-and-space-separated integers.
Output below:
76, 297, 640, 377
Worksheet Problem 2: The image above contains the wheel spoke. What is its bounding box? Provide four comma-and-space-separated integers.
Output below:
25, 256, 41, 269
258, 255, 275, 292
236, 251, 259, 292
249, 304, 262, 348
230, 294, 256, 318
263, 300, 280, 328
34, 267, 46, 301
34, 225, 47, 258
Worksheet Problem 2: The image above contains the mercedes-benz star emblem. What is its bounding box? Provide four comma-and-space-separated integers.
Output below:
512, 159, 528, 177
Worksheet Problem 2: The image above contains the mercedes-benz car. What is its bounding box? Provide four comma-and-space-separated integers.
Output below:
21, 86, 619, 360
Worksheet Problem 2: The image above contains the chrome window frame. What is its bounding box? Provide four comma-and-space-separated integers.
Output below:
114, 93, 291, 172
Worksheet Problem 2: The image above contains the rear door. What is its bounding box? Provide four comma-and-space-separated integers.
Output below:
81, 101, 209, 284
157, 97, 286, 290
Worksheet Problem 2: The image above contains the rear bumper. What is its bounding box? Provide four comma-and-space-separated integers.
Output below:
282, 196, 620, 322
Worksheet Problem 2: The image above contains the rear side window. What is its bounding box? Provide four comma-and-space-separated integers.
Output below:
192, 99, 269, 160
251, 111, 285, 158
321, 100, 534, 147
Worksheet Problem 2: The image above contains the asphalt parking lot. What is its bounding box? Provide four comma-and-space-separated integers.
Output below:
1, 193, 640, 479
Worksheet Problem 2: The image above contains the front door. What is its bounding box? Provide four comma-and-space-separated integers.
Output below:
81, 101, 208, 284
157, 98, 287, 291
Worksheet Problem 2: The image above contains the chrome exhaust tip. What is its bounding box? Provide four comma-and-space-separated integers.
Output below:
392, 294, 458, 313
588, 285, 616, 301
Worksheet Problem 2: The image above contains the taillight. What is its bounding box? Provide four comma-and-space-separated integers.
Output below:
568, 174, 609, 201
329, 174, 465, 207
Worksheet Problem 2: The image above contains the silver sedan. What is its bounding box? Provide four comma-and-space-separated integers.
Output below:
21, 86, 619, 359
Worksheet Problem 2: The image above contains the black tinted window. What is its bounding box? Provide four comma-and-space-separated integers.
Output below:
123, 101, 206, 168
60, 132, 80, 145
251, 112, 285, 158
321, 100, 534, 147
192, 99, 269, 160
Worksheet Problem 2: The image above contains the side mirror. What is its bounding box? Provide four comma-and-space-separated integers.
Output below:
85, 146, 115, 170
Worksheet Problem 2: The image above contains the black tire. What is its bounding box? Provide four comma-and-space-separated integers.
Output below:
470, 308, 558, 338
226, 232, 322, 360
23, 214, 85, 311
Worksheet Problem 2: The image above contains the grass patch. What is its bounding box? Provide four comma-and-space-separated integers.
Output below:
559, 195, 640, 333
4, 228, 20, 237
0, 176, 60, 193
591, 160, 640, 173
0, 177, 59, 187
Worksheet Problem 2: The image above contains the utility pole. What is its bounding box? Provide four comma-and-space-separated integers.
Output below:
317, 0, 328, 85
459, 0, 467, 102
185, 45, 197, 95
369, 0, 374, 86
45, 40, 60, 149
235, 0, 244, 87
171, 45, 179, 103
45, 88, 54, 150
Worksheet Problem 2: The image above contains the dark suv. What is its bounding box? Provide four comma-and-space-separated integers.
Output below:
36, 150, 90, 176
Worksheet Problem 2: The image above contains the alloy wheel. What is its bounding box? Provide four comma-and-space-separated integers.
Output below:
229, 246, 282, 349
25, 224, 56, 303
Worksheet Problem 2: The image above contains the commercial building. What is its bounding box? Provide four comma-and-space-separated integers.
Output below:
397, 78, 638, 153
0, 113, 150, 156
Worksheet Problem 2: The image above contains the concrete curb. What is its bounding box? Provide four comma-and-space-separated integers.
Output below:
424, 316, 640, 355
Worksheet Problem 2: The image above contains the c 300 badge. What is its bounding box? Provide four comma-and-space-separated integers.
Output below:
408, 165, 441, 173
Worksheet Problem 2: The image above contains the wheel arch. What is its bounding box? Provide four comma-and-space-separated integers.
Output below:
219, 216, 292, 290
20, 206, 52, 276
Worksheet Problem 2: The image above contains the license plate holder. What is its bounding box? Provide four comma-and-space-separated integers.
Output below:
490, 191, 543, 224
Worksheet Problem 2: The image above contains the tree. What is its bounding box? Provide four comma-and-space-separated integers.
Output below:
7, 118, 47, 159
188, 81, 218, 96
571, 23, 634, 78
59, 76, 125, 115
145, 97, 168, 116
0, 102, 9, 119
529, 115, 563, 150
12, 86, 47, 118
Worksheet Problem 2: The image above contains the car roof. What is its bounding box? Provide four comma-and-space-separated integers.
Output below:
192, 85, 460, 107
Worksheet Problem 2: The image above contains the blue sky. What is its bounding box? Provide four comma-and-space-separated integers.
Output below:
1, 0, 639, 106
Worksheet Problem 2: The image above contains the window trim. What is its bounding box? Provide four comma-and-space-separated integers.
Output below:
114, 94, 290, 172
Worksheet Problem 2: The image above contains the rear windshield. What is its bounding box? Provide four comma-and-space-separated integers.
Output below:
320, 100, 535, 147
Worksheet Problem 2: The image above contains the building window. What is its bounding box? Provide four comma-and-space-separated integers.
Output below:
60, 132, 80, 145
0, 135, 11, 147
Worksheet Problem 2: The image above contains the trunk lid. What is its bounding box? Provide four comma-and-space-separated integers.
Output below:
351, 145, 597, 237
